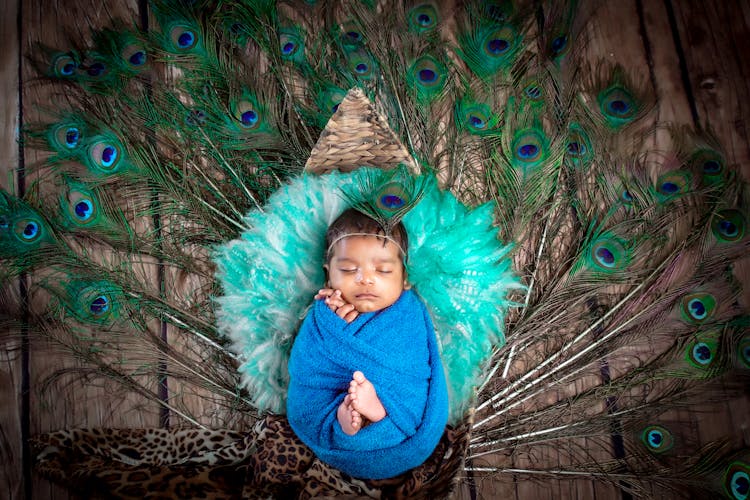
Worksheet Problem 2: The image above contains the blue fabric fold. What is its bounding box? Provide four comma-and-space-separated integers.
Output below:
286, 289, 449, 479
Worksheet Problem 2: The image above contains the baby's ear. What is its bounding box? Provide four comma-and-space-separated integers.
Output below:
323, 264, 330, 286
403, 281, 412, 290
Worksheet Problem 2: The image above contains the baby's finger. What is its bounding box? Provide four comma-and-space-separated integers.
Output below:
314, 288, 335, 300
336, 303, 356, 320
326, 296, 347, 308
330, 300, 347, 310
342, 309, 359, 323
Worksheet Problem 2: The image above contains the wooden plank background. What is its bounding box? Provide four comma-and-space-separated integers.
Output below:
1, 1, 749, 499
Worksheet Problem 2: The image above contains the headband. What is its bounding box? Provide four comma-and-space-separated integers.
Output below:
326, 232, 407, 262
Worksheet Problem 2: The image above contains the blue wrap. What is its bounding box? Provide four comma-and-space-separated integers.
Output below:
286, 289, 449, 479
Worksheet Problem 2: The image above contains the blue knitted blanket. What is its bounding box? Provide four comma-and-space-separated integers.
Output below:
286, 289, 449, 479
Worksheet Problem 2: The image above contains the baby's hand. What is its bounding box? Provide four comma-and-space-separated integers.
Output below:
315, 289, 359, 323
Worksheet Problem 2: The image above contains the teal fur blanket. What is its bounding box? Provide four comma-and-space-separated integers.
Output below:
286, 290, 449, 479
215, 171, 521, 423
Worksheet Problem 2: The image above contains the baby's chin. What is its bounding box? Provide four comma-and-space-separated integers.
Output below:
353, 303, 381, 313
349, 297, 400, 313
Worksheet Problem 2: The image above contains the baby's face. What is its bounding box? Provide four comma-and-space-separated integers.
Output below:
326, 235, 405, 313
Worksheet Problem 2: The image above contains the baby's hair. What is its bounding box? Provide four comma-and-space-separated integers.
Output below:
325, 208, 409, 263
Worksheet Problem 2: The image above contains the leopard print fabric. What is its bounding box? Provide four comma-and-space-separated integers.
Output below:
33, 416, 470, 499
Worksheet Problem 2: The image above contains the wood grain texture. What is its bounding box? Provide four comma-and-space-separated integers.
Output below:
670, 2, 750, 456
1, 0, 24, 497
16, 2, 155, 499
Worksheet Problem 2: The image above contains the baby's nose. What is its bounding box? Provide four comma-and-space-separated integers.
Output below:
355, 270, 374, 284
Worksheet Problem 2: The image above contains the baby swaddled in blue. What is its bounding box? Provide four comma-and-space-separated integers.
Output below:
286, 289, 449, 479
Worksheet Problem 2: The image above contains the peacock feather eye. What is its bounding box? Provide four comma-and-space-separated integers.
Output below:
66, 280, 122, 323
281, 41, 295, 55
567, 141, 583, 154
89, 141, 120, 171
640, 425, 674, 453
80, 53, 109, 79
689, 148, 725, 185
711, 209, 746, 243
185, 109, 207, 127
279, 27, 305, 64
486, 33, 510, 55
655, 171, 691, 201
679, 292, 716, 324
524, 83, 542, 100
121, 43, 147, 70
685, 334, 719, 369
89, 295, 110, 316
342, 30, 363, 45
407, 55, 447, 101
51, 52, 78, 78
59, 177, 105, 229
53, 123, 83, 151
456, 99, 497, 135
221, 18, 251, 44
566, 124, 593, 168
466, 110, 487, 132
65, 128, 80, 147
739, 334, 750, 369
589, 236, 628, 271
65, 188, 98, 225
723, 461, 750, 500
232, 98, 263, 130
408, 4, 439, 33
548, 33, 569, 59
598, 85, 638, 126
510, 129, 547, 168
339, 21, 364, 48
518, 78, 546, 109
347, 48, 376, 80
0, 198, 53, 256
482, 25, 518, 59
458, 23, 520, 79
315, 86, 346, 120
83, 134, 129, 175
74, 199, 94, 221
375, 182, 409, 212
517, 142, 539, 159
15, 219, 41, 242
88, 62, 105, 77
614, 176, 644, 208
702, 159, 721, 174
168, 24, 200, 52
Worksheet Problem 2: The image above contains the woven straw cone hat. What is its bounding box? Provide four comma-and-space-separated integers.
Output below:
304, 88, 419, 175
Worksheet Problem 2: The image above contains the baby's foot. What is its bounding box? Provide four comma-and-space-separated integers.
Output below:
337, 394, 362, 435
348, 371, 386, 423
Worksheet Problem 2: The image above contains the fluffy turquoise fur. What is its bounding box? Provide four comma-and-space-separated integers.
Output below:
403, 176, 519, 421
213, 169, 520, 423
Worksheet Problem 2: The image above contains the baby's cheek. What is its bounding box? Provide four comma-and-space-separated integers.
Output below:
339, 291, 356, 305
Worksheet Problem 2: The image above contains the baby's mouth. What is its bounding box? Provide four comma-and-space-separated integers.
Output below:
355, 293, 378, 299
